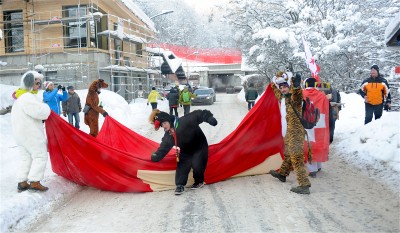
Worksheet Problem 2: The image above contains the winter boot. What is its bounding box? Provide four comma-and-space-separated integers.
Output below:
174, 185, 184, 195
290, 186, 310, 195
269, 170, 286, 182
191, 182, 204, 190
309, 171, 317, 178
29, 181, 49, 192
17, 181, 30, 193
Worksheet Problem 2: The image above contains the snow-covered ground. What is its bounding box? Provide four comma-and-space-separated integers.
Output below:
0, 84, 399, 232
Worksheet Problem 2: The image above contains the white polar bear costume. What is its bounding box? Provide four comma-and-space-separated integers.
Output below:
11, 71, 51, 182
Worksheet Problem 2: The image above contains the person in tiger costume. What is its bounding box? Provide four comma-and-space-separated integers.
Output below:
268, 71, 311, 194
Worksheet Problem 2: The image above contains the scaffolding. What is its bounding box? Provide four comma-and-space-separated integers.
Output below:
1, 0, 160, 101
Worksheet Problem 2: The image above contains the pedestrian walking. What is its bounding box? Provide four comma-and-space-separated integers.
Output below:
167, 88, 179, 117
147, 87, 164, 110
245, 83, 258, 110
359, 65, 391, 124
179, 86, 196, 115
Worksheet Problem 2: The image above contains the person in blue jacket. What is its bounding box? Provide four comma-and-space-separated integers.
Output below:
42, 81, 68, 115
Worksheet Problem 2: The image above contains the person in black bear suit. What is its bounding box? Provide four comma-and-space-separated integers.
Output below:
149, 109, 218, 195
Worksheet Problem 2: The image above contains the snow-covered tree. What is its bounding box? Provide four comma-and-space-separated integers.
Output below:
224, 0, 400, 91
135, 0, 236, 48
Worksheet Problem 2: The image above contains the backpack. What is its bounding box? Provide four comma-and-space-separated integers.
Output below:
182, 92, 190, 103
289, 97, 320, 129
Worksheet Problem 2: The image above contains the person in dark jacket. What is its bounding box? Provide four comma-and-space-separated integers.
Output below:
324, 86, 341, 143
245, 83, 258, 110
359, 65, 391, 124
167, 88, 179, 117
149, 109, 218, 195
62, 86, 82, 128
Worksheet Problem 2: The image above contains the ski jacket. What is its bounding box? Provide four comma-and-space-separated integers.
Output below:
167, 89, 179, 107
245, 88, 258, 101
62, 92, 82, 114
179, 90, 196, 106
11, 92, 50, 151
43, 89, 68, 115
359, 75, 390, 105
147, 90, 163, 103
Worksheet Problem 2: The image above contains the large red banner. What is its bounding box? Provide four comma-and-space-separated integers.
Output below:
45, 86, 283, 192
150, 43, 242, 64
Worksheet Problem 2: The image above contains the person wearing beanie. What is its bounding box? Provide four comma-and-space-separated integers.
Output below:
269, 72, 311, 194
303, 77, 317, 88
43, 81, 68, 115
11, 71, 51, 192
147, 87, 164, 110
62, 86, 82, 128
359, 64, 391, 124
149, 109, 218, 195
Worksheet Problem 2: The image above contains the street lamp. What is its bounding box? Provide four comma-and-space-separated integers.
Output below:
150, 10, 174, 19
149, 10, 174, 89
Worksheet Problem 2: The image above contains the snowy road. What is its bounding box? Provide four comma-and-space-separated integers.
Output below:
25, 94, 399, 232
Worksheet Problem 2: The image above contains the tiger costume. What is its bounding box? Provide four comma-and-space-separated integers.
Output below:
269, 72, 311, 194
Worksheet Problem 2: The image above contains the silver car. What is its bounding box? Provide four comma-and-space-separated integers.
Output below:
192, 88, 216, 105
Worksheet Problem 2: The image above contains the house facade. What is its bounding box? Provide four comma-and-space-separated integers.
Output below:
0, 0, 160, 101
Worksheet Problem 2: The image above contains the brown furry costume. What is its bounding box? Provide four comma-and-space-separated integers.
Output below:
84, 79, 109, 137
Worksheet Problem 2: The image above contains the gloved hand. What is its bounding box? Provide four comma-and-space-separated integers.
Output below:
207, 117, 218, 126
292, 73, 302, 88
102, 111, 108, 117
147, 102, 149, 106
61, 86, 66, 91
151, 152, 164, 162
63, 112, 67, 117
57, 85, 62, 90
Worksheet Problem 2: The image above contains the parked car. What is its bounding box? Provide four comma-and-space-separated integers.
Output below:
192, 88, 216, 105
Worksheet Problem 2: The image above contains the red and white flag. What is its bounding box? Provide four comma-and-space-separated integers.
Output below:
302, 36, 320, 82
302, 88, 330, 162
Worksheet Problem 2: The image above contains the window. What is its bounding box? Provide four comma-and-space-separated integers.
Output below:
136, 43, 142, 56
3, 10, 24, 53
63, 5, 87, 48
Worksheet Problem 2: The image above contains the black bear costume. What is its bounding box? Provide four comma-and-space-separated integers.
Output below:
149, 109, 218, 195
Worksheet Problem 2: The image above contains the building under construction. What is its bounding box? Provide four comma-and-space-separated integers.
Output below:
0, 0, 170, 101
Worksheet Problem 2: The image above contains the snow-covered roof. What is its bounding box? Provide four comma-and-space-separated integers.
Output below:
97, 30, 148, 43
119, 0, 156, 32
99, 65, 157, 74
163, 50, 182, 73
145, 46, 165, 55
385, 11, 400, 45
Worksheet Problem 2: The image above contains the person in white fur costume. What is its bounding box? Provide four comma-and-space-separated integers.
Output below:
11, 71, 51, 192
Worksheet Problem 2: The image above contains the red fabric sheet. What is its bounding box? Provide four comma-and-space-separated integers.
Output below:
303, 88, 330, 162
46, 87, 284, 192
